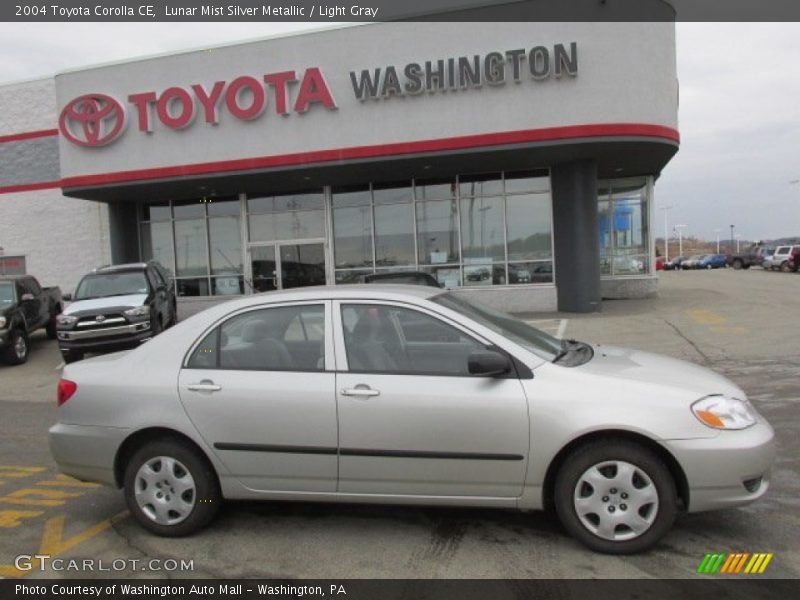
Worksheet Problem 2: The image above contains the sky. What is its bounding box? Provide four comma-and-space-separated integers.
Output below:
0, 22, 798, 242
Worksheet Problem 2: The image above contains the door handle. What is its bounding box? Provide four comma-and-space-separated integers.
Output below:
341, 386, 380, 398
187, 380, 222, 392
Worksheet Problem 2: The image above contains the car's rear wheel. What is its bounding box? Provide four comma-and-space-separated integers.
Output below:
554, 439, 677, 554
780, 261, 791, 273
123, 439, 220, 536
3, 329, 28, 365
732, 259, 743, 270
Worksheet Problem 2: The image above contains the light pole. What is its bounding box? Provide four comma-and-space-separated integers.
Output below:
735, 233, 742, 254
713, 228, 721, 254
675, 224, 687, 259
660, 205, 673, 261
729, 224, 735, 254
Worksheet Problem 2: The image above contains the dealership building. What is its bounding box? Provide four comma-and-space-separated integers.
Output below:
0, 20, 678, 313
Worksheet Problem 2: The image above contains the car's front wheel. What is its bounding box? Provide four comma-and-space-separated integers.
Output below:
3, 329, 28, 365
123, 439, 220, 536
554, 439, 677, 554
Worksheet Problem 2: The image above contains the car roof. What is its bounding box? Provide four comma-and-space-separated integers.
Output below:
88, 262, 152, 273
193, 284, 444, 313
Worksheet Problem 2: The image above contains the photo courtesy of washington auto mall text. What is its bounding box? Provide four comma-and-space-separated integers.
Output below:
1, 0, 800, 599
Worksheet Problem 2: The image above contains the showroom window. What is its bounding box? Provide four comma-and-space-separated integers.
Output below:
139, 197, 244, 297
333, 170, 553, 287
598, 178, 651, 276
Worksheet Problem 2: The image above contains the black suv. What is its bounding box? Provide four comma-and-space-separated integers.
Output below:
56, 262, 177, 363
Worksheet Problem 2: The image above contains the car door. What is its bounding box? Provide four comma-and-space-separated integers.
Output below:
18, 279, 42, 331
334, 301, 530, 498
177, 301, 338, 492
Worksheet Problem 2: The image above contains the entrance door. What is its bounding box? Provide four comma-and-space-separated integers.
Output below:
249, 242, 326, 292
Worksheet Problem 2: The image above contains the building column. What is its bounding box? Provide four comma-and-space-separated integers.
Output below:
107, 202, 140, 264
551, 160, 601, 313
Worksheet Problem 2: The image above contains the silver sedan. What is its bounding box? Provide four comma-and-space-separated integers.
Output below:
49, 285, 775, 553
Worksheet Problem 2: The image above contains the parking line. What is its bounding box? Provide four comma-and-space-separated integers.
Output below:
556, 319, 569, 339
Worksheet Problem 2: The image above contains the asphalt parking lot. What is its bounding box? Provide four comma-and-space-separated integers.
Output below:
0, 269, 798, 579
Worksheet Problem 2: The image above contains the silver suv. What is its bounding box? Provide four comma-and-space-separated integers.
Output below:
768, 245, 799, 272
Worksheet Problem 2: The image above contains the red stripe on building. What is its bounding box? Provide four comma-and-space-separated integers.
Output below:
0, 128, 59, 144
60, 123, 679, 189
0, 180, 62, 194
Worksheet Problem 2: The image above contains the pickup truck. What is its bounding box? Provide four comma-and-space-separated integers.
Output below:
727, 244, 773, 270
0, 275, 63, 365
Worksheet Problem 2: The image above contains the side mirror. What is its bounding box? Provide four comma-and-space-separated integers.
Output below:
468, 349, 510, 377
62, 293, 72, 302
20, 293, 35, 302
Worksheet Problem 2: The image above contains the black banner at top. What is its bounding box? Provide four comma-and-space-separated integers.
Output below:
3, 0, 800, 22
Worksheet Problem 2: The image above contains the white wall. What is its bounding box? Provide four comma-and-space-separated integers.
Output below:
0, 77, 112, 293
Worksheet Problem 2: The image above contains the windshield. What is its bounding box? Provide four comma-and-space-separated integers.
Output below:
74, 271, 149, 300
0, 282, 15, 305
431, 292, 562, 360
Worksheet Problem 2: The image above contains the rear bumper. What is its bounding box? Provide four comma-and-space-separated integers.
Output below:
663, 420, 776, 513
49, 422, 131, 486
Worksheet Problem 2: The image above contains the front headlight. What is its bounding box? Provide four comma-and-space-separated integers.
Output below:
692, 395, 757, 430
123, 306, 150, 318
56, 314, 78, 327
0, 316, 6, 328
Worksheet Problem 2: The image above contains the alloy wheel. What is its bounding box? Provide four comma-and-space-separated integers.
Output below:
14, 334, 27, 360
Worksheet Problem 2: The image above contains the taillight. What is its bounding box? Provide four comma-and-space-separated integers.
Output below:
57, 379, 77, 406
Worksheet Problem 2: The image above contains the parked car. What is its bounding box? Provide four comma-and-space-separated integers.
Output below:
728, 244, 773, 270
362, 271, 442, 287
50, 286, 775, 554
769, 245, 799, 272
56, 262, 177, 363
663, 256, 685, 271
0, 275, 62, 365
681, 255, 704, 270
697, 254, 727, 269
655, 256, 665, 271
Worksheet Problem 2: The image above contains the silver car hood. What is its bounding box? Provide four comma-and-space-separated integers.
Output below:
63, 293, 148, 315
575, 345, 744, 399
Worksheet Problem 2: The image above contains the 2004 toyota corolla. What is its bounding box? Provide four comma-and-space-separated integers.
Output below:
49, 286, 775, 553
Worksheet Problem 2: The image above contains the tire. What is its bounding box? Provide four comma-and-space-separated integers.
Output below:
3, 329, 29, 365
706, 265, 712, 270
554, 439, 677, 554
123, 439, 220, 537
780, 261, 791, 273
732, 259, 743, 270
46, 307, 60, 340
150, 314, 163, 336
62, 350, 83, 364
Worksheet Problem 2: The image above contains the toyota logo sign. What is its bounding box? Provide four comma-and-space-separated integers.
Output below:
58, 94, 126, 147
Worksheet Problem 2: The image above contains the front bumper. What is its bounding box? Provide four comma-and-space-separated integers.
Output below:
663, 420, 776, 513
49, 422, 131, 486
57, 321, 152, 353
0, 328, 9, 350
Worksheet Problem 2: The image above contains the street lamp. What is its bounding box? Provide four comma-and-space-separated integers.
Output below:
674, 224, 687, 259
660, 205, 673, 262
735, 233, 742, 254
713, 228, 721, 254
729, 224, 735, 254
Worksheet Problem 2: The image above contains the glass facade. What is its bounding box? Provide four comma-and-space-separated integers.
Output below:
140, 197, 244, 297
598, 177, 651, 276
332, 171, 553, 288
136, 172, 652, 298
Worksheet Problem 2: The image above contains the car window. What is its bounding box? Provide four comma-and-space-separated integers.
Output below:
0, 282, 14, 305
75, 271, 150, 300
341, 304, 483, 376
187, 304, 325, 371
